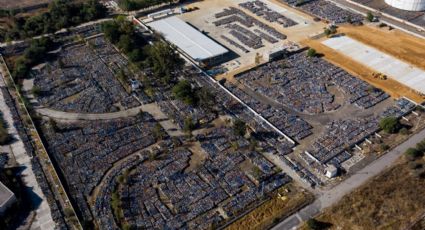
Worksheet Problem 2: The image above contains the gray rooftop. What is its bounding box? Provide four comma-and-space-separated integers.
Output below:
148, 16, 229, 61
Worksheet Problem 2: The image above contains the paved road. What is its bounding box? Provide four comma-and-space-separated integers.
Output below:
273, 127, 425, 230
328, 0, 425, 39
0, 76, 55, 229
35, 106, 144, 121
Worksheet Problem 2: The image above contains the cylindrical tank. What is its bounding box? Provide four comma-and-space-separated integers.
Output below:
385, 0, 425, 11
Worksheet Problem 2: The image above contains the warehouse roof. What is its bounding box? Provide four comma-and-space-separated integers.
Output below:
148, 16, 228, 61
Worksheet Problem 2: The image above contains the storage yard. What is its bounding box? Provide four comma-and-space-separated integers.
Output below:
176, 0, 324, 71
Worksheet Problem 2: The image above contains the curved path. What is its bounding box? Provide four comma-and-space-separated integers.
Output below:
35, 106, 144, 121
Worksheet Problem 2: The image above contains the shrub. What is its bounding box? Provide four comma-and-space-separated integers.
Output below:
399, 127, 409, 135
233, 119, 247, 137
172, 80, 197, 106
307, 218, 320, 230
307, 48, 317, 58
379, 117, 400, 134
380, 144, 390, 152
416, 140, 425, 153
408, 162, 422, 170
183, 117, 196, 134
405, 148, 422, 161
366, 12, 374, 22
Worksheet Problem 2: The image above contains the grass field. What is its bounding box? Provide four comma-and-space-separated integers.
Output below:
226, 184, 314, 230
305, 156, 425, 230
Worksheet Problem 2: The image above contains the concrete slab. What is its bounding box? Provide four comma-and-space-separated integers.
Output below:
322, 36, 425, 94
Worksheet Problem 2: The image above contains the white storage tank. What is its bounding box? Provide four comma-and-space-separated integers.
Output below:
385, 0, 425, 11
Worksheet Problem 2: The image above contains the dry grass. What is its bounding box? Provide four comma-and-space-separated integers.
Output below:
338, 25, 425, 71
311, 157, 425, 230
226, 184, 314, 230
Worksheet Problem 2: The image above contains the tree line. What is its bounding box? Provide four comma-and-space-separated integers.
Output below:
102, 17, 183, 85
0, 0, 106, 42
118, 0, 174, 11
12, 37, 54, 80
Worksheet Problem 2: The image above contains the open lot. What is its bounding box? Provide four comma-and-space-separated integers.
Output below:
309, 156, 425, 230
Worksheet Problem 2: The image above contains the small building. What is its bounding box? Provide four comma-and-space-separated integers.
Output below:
147, 16, 229, 67
147, 9, 173, 20
130, 79, 141, 91
325, 164, 338, 178
0, 182, 16, 215
267, 47, 286, 61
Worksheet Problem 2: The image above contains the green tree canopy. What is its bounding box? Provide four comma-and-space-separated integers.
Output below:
172, 80, 197, 105
233, 119, 247, 137
146, 42, 184, 84
405, 148, 422, 160
379, 117, 401, 134
307, 48, 317, 58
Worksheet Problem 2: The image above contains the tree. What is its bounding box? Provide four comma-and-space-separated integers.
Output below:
233, 119, 246, 137
399, 127, 409, 135
102, 21, 121, 43
307, 48, 317, 58
118, 34, 132, 53
1, 0, 106, 42
405, 148, 422, 160
416, 140, 425, 153
196, 87, 215, 110
146, 42, 184, 84
153, 123, 165, 140
380, 144, 390, 152
366, 12, 374, 22
31, 86, 41, 97
306, 218, 320, 230
379, 117, 400, 134
183, 117, 196, 134
0, 116, 9, 145
324, 28, 332, 37
172, 80, 196, 105
127, 49, 143, 62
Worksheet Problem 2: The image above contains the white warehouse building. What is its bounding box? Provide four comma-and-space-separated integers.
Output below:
148, 16, 229, 66
385, 0, 425, 11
